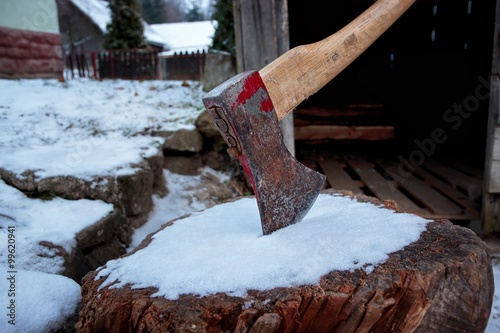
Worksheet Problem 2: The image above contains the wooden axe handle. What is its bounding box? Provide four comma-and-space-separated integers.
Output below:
259, 0, 415, 120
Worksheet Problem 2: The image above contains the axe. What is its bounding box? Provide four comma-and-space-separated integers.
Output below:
202, 0, 415, 235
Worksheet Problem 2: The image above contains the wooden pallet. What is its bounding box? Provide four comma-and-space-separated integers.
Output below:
311, 156, 482, 222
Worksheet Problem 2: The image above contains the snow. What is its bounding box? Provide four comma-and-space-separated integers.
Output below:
0, 77, 207, 332
152, 20, 217, 55
0, 78, 204, 180
0, 77, 498, 331
487, 260, 500, 333
127, 167, 231, 251
0, 269, 81, 333
0, 179, 113, 273
97, 194, 429, 299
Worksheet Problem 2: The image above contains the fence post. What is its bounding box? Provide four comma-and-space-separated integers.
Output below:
198, 50, 205, 81
91, 52, 97, 79
82, 54, 87, 77
68, 53, 74, 79
110, 51, 115, 79
76, 54, 81, 77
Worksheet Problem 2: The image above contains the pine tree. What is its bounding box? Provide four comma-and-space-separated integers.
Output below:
210, 0, 235, 54
185, 4, 204, 22
104, 0, 148, 50
139, 0, 168, 24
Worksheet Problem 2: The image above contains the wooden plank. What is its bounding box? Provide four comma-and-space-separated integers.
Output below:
491, 127, 500, 160
294, 125, 394, 141
412, 166, 481, 218
293, 105, 388, 126
294, 105, 385, 120
376, 160, 465, 216
483, 194, 500, 233
418, 212, 479, 221
301, 159, 319, 171
489, 160, 500, 193
422, 159, 483, 201
319, 159, 363, 194
483, 49, 500, 232
454, 164, 484, 181
346, 159, 427, 215
488, 127, 500, 192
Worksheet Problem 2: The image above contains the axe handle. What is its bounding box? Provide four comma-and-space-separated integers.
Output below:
259, 0, 415, 120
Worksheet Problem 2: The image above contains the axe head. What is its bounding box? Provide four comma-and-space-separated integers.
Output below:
202, 70, 326, 235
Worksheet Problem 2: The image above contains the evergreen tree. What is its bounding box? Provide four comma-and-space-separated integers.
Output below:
104, 0, 148, 50
209, 0, 235, 54
185, 3, 204, 22
139, 0, 168, 24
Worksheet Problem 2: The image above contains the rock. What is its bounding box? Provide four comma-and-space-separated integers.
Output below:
145, 151, 167, 197
195, 110, 227, 153
190, 172, 237, 208
75, 192, 494, 333
195, 110, 220, 139
75, 208, 128, 274
0, 153, 166, 280
200, 150, 233, 172
117, 168, 154, 218
0, 168, 38, 192
164, 155, 204, 175
37, 240, 88, 284
155, 129, 204, 153
37, 175, 119, 203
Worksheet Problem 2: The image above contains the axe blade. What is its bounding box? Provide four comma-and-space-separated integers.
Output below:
202, 70, 326, 235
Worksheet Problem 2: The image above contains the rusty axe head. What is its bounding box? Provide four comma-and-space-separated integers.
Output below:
202, 70, 326, 235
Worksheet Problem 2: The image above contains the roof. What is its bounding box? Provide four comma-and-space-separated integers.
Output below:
69, 0, 167, 48
151, 20, 216, 56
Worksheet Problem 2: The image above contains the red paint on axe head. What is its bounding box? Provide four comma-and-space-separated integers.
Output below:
237, 153, 258, 201
234, 71, 274, 113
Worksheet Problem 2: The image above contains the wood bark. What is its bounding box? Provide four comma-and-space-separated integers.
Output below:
76, 192, 494, 333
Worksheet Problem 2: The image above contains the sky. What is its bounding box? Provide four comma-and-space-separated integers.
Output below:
0, 77, 498, 332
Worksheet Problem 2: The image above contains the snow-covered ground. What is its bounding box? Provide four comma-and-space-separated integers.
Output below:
0, 78, 498, 332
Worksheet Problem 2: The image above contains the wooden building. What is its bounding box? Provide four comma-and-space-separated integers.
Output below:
233, 0, 500, 234
56, 0, 166, 55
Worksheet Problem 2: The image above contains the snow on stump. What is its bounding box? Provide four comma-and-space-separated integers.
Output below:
76, 191, 494, 333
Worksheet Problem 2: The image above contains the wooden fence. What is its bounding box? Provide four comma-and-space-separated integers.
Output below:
64, 52, 93, 79
96, 49, 158, 80
63, 49, 207, 81
158, 50, 206, 81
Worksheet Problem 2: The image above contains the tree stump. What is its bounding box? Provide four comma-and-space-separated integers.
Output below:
76, 191, 494, 333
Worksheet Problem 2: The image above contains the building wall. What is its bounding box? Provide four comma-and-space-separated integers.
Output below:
0, 0, 60, 33
0, 0, 63, 79
56, 0, 105, 54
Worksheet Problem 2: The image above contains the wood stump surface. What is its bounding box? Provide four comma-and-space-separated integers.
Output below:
76, 192, 494, 333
